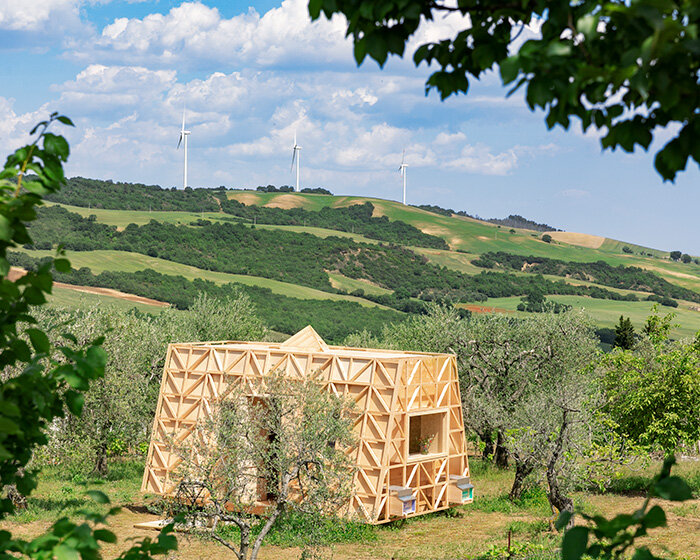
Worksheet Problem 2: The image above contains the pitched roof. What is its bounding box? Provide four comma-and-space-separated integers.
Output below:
281, 325, 330, 352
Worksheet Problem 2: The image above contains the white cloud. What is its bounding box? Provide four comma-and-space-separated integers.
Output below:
0, 0, 79, 31
0, 0, 87, 49
433, 131, 466, 146
0, 97, 52, 151
73, 0, 353, 69
446, 144, 518, 175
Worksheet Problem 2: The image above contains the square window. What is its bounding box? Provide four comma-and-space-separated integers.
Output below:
408, 411, 446, 456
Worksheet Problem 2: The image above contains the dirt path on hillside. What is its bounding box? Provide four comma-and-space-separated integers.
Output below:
54, 283, 170, 307
462, 305, 513, 314
9, 267, 169, 307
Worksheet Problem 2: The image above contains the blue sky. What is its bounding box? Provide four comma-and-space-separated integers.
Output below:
1, 0, 698, 254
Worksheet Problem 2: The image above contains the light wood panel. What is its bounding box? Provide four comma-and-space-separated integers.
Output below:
141, 326, 471, 523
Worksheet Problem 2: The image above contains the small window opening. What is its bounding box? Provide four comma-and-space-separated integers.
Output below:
408, 411, 446, 456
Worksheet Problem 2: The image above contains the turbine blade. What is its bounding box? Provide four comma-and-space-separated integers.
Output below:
182, 107, 186, 131
177, 133, 182, 149
291, 148, 296, 170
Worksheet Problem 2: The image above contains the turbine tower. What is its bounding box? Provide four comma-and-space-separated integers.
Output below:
177, 108, 191, 190
398, 149, 408, 205
291, 132, 302, 192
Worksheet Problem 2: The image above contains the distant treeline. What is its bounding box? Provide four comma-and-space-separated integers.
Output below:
472, 252, 700, 303
46, 177, 446, 249
256, 185, 332, 195
414, 204, 560, 232
46, 177, 222, 212
8, 252, 404, 343
217, 201, 448, 249
26, 206, 651, 307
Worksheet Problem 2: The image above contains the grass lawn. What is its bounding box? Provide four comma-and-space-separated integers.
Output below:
18, 248, 389, 309
479, 296, 700, 339
252, 223, 378, 244
49, 285, 166, 312
327, 272, 393, 296
3, 457, 697, 560
45, 202, 230, 228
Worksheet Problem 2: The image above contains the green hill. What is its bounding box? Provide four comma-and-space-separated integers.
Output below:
30, 178, 700, 341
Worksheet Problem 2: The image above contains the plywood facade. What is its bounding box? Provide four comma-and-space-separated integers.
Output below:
142, 326, 472, 524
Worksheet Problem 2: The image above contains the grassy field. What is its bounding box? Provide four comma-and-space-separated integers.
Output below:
253, 223, 378, 244
50, 197, 700, 295
49, 284, 167, 312
3, 457, 698, 560
44, 202, 231, 228
19, 249, 389, 309
477, 296, 700, 339
224, 192, 700, 291
327, 272, 393, 296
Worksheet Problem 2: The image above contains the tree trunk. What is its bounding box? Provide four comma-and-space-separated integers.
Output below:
250, 504, 282, 560
509, 460, 533, 500
480, 431, 494, 461
239, 524, 250, 560
94, 440, 109, 477
546, 410, 574, 525
495, 431, 509, 469
6, 484, 27, 510
547, 468, 574, 517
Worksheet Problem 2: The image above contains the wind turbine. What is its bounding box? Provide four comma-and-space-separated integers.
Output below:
177, 108, 191, 190
398, 149, 408, 205
291, 132, 301, 192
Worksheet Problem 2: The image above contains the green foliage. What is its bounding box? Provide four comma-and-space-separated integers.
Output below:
0, 115, 176, 558
470, 487, 551, 516
476, 541, 556, 560
47, 178, 447, 249
506, 519, 550, 537
310, 1, 700, 181
11, 253, 405, 342
20, 206, 651, 311
472, 252, 699, 303
215, 511, 377, 547
517, 289, 571, 313
414, 205, 559, 232
558, 455, 694, 560
383, 306, 600, 508
600, 309, 700, 453
613, 315, 635, 350
542, 234, 553, 244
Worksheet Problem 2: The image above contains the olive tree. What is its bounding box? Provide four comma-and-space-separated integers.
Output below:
383, 305, 600, 509
170, 371, 356, 560
34, 293, 267, 476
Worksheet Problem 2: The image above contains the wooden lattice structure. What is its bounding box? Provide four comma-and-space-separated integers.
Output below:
142, 326, 472, 523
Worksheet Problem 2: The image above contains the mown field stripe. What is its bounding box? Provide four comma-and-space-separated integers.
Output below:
18, 248, 391, 309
